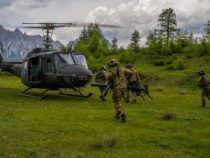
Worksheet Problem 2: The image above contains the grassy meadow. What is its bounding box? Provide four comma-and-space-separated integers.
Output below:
0, 55, 210, 158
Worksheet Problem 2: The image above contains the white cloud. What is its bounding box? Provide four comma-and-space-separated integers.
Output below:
0, 0, 209, 47
85, 0, 210, 46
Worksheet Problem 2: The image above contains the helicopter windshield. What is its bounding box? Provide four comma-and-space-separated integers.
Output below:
54, 53, 88, 70
54, 53, 74, 70
72, 54, 88, 69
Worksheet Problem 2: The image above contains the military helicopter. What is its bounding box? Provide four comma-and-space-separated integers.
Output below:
0, 22, 121, 99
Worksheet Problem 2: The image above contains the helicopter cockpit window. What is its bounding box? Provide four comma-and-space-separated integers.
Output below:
45, 56, 54, 72
22, 62, 28, 70
54, 53, 74, 70
73, 54, 88, 69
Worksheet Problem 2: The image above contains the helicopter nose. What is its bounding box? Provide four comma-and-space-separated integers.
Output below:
57, 65, 92, 87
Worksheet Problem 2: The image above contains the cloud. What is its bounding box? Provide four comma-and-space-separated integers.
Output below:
85, 0, 210, 46
0, 0, 209, 47
0, 0, 15, 9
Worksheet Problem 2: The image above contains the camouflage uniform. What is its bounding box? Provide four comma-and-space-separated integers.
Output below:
107, 59, 133, 122
125, 64, 140, 103
95, 65, 107, 100
198, 71, 210, 107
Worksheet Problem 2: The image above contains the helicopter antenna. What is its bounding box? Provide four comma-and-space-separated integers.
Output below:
19, 22, 122, 50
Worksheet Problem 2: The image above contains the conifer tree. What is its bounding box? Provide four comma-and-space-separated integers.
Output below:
204, 20, 210, 40
129, 30, 140, 53
111, 36, 118, 54
158, 8, 177, 44
79, 26, 88, 43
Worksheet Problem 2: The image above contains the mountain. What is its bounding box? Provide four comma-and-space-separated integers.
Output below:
0, 25, 62, 62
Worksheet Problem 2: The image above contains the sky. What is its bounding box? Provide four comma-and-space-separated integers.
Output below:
0, 0, 210, 46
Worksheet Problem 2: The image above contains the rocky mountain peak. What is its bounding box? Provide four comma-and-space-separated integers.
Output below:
0, 25, 62, 62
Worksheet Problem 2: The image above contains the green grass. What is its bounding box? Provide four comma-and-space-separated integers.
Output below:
1, 57, 210, 157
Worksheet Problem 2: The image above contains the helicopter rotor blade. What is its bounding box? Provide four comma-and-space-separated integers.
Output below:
23, 22, 73, 25
62, 22, 122, 28
22, 22, 123, 29
16, 26, 47, 29
17, 24, 69, 29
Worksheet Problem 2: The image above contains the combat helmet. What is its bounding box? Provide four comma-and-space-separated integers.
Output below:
198, 70, 206, 76
100, 65, 106, 70
125, 63, 132, 68
108, 59, 118, 67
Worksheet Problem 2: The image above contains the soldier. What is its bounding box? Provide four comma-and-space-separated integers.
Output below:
125, 63, 140, 103
107, 59, 133, 122
95, 65, 107, 101
198, 70, 210, 107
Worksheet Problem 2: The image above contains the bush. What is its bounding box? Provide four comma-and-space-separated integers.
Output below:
161, 111, 176, 120
119, 50, 134, 64
174, 58, 186, 70
156, 86, 164, 92
165, 64, 175, 70
154, 60, 165, 66
138, 70, 146, 79
165, 59, 173, 65
165, 57, 186, 70
89, 64, 99, 72
179, 90, 187, 95
161, 45, 172, 56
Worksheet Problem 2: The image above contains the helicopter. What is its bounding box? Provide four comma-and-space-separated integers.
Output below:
0, 22, 121, 99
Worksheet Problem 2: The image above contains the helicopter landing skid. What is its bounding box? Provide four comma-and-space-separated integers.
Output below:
18, 88, 49, 99
58, 88, 92, 98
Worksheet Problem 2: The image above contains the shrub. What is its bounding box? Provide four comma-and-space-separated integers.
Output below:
179, 90, 187, 95
161, 45, 172, 56
119, 50, 134, 64
156, 86, 164, 92
161, 111, 176, 120
154, 60, 165, 66
165, 59, 173, 65
165, 64, 175, 70
165, 57, 186, 70
138, 70, 146, 79
174, 58, 186, 70
89, 63, 100, 72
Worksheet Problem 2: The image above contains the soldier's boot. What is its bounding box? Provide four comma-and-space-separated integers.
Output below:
201, 97, 206, 107
115, 110, 121, 120
120, 113, 126, 123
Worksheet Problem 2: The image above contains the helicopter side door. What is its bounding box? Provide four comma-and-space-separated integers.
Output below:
28, 56, 41, 82
42, 55, 57, 82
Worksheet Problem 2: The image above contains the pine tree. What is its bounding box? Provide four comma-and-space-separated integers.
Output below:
111, 36, 118, 54
188, 32, 194, 44
158, 8, 177, 45
129, 30, 140, 53
204, 20, 210, 41
87, 23, 101, 37
79, 26, 88, 43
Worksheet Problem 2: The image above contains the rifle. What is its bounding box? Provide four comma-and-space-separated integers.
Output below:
91, 81, 113, 100
129, 82, 153, 99
91, 82, 153, 100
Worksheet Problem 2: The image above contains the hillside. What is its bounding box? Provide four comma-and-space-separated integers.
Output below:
0, 54, 210, 157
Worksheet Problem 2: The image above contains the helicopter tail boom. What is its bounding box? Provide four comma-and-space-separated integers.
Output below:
0, 53, 3, 63
0, 54, 22, 77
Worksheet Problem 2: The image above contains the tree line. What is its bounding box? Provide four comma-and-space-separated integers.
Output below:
65, 8, 210, 72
